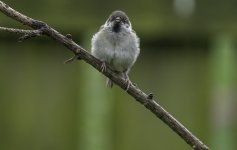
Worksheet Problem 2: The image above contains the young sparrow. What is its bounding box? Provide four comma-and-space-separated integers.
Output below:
91, 10, 140, 90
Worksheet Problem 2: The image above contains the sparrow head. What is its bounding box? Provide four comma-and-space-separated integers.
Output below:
104, 10, 132, 33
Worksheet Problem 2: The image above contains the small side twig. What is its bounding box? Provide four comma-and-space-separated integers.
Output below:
64, 55, 78, 64
0, 26, 44, 42
0, 26, 32, 34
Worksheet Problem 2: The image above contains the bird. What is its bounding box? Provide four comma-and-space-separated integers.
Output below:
91, 10, 140, 90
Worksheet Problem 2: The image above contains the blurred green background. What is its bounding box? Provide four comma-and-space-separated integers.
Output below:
0, 0, 236, 150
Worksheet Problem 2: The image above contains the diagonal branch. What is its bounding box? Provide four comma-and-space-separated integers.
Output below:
0, 1, 209, 150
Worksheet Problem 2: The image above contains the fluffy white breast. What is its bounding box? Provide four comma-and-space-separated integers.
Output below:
91, 27, 139, 72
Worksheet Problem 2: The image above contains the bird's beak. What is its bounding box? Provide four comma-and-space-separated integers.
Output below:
115, 17, 121, 23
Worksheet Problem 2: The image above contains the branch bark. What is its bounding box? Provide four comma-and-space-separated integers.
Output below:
0, 1, 209, 150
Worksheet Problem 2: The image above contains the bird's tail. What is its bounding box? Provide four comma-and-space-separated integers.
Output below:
106, 78, 113, 88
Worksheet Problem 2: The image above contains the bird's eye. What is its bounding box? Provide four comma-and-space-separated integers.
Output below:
113, 16, 118, 21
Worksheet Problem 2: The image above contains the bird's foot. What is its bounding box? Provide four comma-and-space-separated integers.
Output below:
125, 78, 132, 91
121, 71, 132, 91
100, 61, 107, 72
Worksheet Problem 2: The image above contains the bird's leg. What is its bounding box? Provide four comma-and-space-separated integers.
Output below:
122, 71, 132, 91
100, 61, 107, 73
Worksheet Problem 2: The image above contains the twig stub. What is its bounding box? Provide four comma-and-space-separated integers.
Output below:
147, 93, 154, 100
66, 33, 72, 39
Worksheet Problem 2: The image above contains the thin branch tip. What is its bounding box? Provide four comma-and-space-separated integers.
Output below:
64, 55, 77, 64
64, 54, 82, 64
0, 27, 32, 34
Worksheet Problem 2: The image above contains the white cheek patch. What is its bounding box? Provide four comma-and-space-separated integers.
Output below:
125, 24, 132, 31
104, 21, 111, 28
